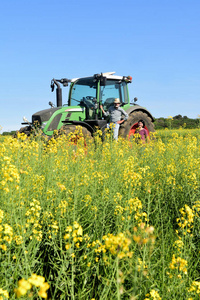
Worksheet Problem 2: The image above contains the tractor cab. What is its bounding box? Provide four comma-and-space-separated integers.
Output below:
68, 72, 132, 120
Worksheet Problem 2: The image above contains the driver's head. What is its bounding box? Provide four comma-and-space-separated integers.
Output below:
114, 98, 120, 108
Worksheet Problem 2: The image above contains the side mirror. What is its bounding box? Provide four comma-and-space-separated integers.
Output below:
49, 101, 54, 108
50, 80, 55, 92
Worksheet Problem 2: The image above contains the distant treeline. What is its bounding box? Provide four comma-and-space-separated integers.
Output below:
154, 115, 199, 129
1, 131, 16, 136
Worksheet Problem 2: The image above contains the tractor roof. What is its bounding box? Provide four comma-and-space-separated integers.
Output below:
71, 72, 130, 83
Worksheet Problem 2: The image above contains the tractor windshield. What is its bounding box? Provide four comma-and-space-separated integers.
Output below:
70, 78, 97, 106
100, 80, 129, 110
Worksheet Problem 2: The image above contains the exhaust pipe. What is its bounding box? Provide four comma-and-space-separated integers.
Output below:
51, 79, 62, 107
56, 87, 62, 107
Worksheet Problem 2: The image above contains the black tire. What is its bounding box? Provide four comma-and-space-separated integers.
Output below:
119, 111, 155, 138
14, 126, 32, 137
58, 125, 92, 139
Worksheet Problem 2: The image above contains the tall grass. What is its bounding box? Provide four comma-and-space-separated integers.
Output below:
0, 128, 199, 299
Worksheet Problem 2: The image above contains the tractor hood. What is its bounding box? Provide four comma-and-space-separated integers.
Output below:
32, 107, 60, 125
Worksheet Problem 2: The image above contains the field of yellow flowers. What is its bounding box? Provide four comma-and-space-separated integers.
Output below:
0, 128, 199, 300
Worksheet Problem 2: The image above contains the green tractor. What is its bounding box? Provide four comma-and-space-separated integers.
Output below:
19, 72, 155, 138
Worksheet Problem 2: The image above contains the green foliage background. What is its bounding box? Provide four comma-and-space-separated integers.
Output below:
154, 115, 199, 130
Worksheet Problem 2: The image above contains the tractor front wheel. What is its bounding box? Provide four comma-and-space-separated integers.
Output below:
15, 126, 32, 137
119, 111, 155, 138
58, 125, 92, 140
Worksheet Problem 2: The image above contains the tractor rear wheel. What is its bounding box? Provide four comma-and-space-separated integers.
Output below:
119, 111, 155, 138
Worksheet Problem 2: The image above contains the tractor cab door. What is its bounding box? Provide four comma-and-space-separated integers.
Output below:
69, 78, 97, 120
100, 80, 129, 111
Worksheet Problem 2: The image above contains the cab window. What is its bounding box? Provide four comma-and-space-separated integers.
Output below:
100, 80, 118, 110
100, 80, 128, 109
70, 78, 97, 106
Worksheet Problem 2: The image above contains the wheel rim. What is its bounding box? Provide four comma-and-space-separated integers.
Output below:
128, 122, 150, 138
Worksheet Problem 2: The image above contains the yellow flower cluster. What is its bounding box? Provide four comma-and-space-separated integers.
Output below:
136, 257, 148, 277
176, 205, 194, 235
16, 132, 29, 141
123, 162, 143, 190
25, 199, 42, 241
57, 200, 68, 216
0, 156, 19, 193
64, 221, 83, 252
192, 200, 200, 216
188, 281, 200, 296
86, 239, 106, 264
49, 220, 59, 236
173, 239, 184, 253
113, 194, 148, 225
168, 254, 188, 278
102, 232, 132, 259
57, 182, 66, 191
144, 289, 162, 300
128, 197, 143, 213
14, 274, 50, 298
0, 288, 9, 299
42, 211, 59, 238
128, 198, 148, 224
81, 194, 92, 206
0, 210, 3, 221
0, 209, 13, 251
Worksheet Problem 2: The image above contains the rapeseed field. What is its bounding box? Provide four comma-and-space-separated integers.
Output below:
0, 128, 199, 299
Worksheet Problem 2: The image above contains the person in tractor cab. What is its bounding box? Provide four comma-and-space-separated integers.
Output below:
100, 98, 128, 140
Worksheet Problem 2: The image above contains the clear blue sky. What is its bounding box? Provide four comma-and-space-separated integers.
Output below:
1, 0, 200, 132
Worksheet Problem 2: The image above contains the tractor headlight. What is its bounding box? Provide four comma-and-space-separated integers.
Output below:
41, 122, 47, 129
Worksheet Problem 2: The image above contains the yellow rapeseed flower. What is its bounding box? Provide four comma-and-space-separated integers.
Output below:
0, 288, 9, 299
15, 279, 32, 298
38, 282, 50, 299
77, 226, 83, 236
28, 274, 45, 287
